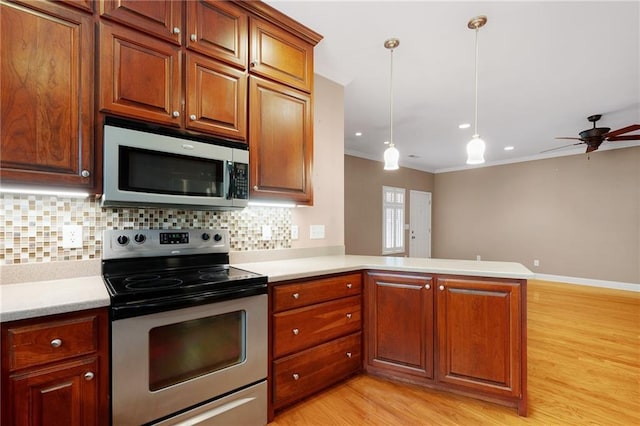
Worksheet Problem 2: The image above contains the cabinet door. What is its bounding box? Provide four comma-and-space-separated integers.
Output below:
100, 0, 182, 45
249, 17, 313, 92
0, 1, 94, 188
185, 53, 247, 141
365, 272, 434, 380
185, 0, 247, 69
99, 21, 182, 127
9, 357, 99, 426
249, 76, 313, 204
436, 277, 522, 398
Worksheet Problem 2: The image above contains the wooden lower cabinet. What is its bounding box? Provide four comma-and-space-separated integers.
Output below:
364, 271, 527, 416
1, 308, 109, 426
270, 273, 363, 419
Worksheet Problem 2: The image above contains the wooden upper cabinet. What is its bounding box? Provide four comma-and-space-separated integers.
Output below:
0, 0, 94, 188
249, 16, 314, 93
59, 0, 94, 13
436, 277, 522, 399
186, 0, 248, 70
99, 0, 183, 45
99, 20, 182, 127
249, 76, 313, 204
185, 53, 247, 140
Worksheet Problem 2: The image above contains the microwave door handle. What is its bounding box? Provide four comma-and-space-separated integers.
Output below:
226, 161, 234, 200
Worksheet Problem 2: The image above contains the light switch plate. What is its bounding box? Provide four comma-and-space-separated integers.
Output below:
291, 225, 299, 240
310, 225, 325, 239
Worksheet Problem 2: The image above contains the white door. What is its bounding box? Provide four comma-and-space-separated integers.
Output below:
409, 190, 431, 258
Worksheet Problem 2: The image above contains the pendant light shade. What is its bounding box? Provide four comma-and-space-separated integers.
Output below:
466, 16, 487, 165
383, 38, 400, 170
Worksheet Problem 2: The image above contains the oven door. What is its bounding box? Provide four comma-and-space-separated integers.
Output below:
111, 294, 267, 426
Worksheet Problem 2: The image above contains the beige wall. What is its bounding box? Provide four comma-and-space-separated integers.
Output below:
433, 146, 640, 284
344, 155, 434, 255
292, 75, 345, 248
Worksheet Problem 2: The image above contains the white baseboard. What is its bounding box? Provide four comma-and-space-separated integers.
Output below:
534, 273, 640, 292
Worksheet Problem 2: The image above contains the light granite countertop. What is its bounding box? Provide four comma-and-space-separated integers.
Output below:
0, 255, 533, 323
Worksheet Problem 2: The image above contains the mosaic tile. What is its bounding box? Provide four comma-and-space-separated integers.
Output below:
0, 194, 292, 265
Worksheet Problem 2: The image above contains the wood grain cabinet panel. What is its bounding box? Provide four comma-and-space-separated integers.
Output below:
1, 309, 109, 426
99, 20, 182, 127
99, 0, 183, 45
249, 16, 313, 92
365, 272, 434, 380
0, 0, 94, 188
273, 273, 362, 313
186, 0, 248, 69
185, 53, 247, 139
249, 76, 313, 203
436, 277, 522, 399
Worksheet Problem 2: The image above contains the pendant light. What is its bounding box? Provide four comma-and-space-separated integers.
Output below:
466, 16, 487, 165
383, 38, 400, 170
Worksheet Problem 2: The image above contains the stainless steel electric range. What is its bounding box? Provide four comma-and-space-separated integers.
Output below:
102, 228, 267, 426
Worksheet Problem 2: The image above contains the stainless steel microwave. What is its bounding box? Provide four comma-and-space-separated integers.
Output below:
102, 123, 249, 210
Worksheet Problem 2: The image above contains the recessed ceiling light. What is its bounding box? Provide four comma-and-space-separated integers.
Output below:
504, 146, 514, 151
355, 132, 362, 136
408, 154, 420, 158
458, 123, 471, 129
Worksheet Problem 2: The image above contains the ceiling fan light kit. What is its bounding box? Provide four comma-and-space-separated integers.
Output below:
466, 15, 488, 165
383, 38, 400, 170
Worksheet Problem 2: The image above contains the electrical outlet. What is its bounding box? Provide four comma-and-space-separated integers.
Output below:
476, 255, 481, 261
534, 259, 540, 267
261, 225, 272, 240
291, 225, 299, 240
310, 225, 325, 239
62, 225, 83, 248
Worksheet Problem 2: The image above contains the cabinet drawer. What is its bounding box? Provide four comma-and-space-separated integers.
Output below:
273, 296, 361, 358
273, 332, 361, 408
6, 314, 98, 371
273, 273, 362, 312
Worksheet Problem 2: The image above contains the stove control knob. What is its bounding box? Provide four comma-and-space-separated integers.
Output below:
213, 233, 223, 242
134, 234, 146, 244
201, 233, 210, 241
116, 235, 129, 246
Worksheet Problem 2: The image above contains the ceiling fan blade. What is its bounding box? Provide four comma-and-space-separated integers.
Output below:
540, 142, 584, 153
555, 137, 583, 140
605, 124, 640, 138
607, 134, 640, 141
586, 145, 598, 153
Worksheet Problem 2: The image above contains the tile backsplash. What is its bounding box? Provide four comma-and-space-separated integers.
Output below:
0, 194, 292, 265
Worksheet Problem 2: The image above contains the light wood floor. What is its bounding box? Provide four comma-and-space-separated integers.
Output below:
269, 280, 640, 425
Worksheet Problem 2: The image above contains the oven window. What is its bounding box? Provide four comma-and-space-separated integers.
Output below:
148, 311, 246, 391
119, 146, 224, 197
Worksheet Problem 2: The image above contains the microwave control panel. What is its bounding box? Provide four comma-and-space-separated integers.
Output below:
232, 162, 249, 199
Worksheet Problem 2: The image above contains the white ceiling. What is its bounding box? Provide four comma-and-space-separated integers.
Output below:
265, 0, 640, 172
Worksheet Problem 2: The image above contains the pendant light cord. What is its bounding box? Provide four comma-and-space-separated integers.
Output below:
389, 47, 395, 146
473, 25, 480, 136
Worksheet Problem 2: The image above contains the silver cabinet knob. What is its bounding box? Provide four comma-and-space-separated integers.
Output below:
253, 185, 258, 191
250, 60, 257, 67
425, 284, 431, 290
84, 372, 94, 381
439, 285, 445, 291
292, 292, 300, 299
50, 338, 62, 348
189, 114, 197, 121
292, 373, 299, 380
346, 313, 352, 319
173, 27, 180, 34
172, 111, 180, 118
346, 283, 352, 289
190, 34, 197, 42
292, 328, 299, 335
81, 170, 90, 177
346, 352, 352, 358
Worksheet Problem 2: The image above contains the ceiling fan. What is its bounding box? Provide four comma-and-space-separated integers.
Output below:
544, 114, 640, 154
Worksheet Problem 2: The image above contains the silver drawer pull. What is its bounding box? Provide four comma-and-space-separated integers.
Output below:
292, 292, 300, 299
50, 338, 62, 348
346, 352, 352, 358
346, 283, 353, 289
292, 328, 299, 335
84, 372, 94, 381
292, 373, 300, 380
173, 27, 180, 34
346, 313, 352, 319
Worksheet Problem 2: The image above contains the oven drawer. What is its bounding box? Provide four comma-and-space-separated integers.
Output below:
273, 273, 362, 312
273, 332, 362, 408
6, 313, 99, 370
273, 296, 361, 358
